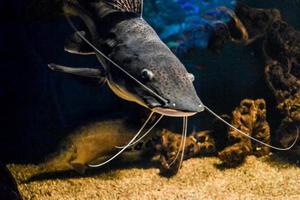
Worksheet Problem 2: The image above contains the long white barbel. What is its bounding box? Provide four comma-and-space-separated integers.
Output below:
116, 114, 164, 148
204, 105, 299, 151
178, 117, 188, 169
168, 116, 187, 167
88, 111, 154, 167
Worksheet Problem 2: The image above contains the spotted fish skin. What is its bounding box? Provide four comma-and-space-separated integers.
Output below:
102, 17, 203, 112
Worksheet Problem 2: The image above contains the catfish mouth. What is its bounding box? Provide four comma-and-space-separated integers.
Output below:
152, 107, 198, 117
145, 97, 204, 117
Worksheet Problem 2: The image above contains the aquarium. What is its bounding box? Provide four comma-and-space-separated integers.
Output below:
0, 0, 299, 199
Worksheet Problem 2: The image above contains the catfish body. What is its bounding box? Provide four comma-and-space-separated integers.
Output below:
63, 0, 204, 117
104, 17, 203, 113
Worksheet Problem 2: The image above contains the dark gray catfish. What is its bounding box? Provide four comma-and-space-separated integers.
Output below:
30, 1, 295, 174
50, 0, 204, 117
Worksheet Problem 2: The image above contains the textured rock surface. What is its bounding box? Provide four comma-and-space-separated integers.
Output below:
218, 99, 270, 166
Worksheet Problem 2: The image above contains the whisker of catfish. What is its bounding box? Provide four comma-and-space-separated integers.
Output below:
169, 117, 186, 167
178, 116, 188, 169
88, 111, 154, 168
115, 115, 164, 149
204, 105, 299, 151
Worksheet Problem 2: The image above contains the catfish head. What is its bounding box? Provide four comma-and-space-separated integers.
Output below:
60, 0, 205, 117
105, 20, 205, 117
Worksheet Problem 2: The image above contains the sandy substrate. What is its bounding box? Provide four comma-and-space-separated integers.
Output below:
8, 155, 300, 200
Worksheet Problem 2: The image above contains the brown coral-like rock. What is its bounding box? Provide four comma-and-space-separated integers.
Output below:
218, 142, 251, 167
208, 3, 281, 50
264, 61, 299, 105
234, 3, 282, 43
262, 17, 300, 153
218, 99, 270, 167
191, 130, 216, 156
210, 3, 300, 158
277, 93, 300, 122
250, 100, 271, 155
156, 99, 271, 171
276, 121, 299, 154
156, 129, 194, 176
156, 129, 217, 176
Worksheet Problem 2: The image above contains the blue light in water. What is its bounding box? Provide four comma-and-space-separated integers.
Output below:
144, 0, 237, 54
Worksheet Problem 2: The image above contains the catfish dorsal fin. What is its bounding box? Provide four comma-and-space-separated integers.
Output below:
104, 0, 143, 17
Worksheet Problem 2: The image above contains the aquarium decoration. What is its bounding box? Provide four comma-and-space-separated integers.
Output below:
212, 3, 300, 157
217, 99, 271, 166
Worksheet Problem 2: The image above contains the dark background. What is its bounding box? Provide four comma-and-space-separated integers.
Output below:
0, 0, 299, 163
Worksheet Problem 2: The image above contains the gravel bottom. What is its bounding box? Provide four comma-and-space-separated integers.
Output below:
8, 155, 300, 200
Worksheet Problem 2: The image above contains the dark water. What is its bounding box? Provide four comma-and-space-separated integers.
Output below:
0, 0, 299, 164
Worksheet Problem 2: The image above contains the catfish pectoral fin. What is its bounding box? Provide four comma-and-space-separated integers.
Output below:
48, 63, 105, 79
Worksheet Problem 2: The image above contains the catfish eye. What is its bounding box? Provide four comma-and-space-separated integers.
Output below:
141, 69, 154, 81
187, 73, 195, 82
